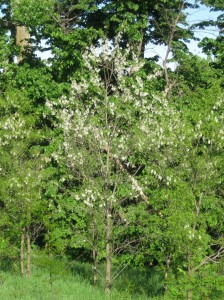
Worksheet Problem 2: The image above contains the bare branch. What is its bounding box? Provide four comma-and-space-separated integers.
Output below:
163, 1, 185, 92
115, 159, 149, 205
193, 245, 224, 272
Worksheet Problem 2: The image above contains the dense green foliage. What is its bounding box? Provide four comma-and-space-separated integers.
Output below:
0, 0, 223, 299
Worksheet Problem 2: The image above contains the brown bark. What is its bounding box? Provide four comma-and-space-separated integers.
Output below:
105, 205, 112, 294
93, 248, 98, 286
16, 26, 30, 62
187, 289, 192, 300
104, 142, 112, 294
163, 1, 185, 93
137, 29, 146, 58
92, 217, 98, 286
20, 226, 32, 277
27, 229, 31, 277
20, 228, 25, 277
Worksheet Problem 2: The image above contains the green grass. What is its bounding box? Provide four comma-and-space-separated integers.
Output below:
0, 269, 104, 300
0, 260, 164, 300
71, 261, 164, 298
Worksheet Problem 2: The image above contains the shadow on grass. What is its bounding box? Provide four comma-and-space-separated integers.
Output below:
71, 261, 164, 298
0, 256, 18, 273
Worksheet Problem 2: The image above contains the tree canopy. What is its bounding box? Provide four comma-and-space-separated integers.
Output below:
0, 1, 223, 299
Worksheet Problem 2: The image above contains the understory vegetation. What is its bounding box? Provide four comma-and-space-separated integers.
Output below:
0, 0, 224, 299
0, 258, 164, 300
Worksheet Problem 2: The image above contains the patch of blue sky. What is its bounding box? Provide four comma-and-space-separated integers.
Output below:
36, 40, 53, 61
145, 3, 221, 69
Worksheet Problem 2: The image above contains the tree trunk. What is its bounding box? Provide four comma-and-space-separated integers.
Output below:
93, 247, 98, 286
105, 141, 112, 294
105, 204, 112, 294
92, 218, 98, 286
27, 228, 31, 277
16, 26, 30, 62
137, 29, 146, 58
187, 251, 193, 300
20, 228, 25, 277
187, 288, 192, 300
163, 1, 185, 94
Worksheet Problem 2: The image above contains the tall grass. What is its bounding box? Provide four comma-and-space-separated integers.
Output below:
0, 256, 164, 300
71, 261, 164, 298
0, 269, 163, 300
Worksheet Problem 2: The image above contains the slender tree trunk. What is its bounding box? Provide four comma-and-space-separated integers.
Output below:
27, 228, 31, 277
105, 141, 112, 294
163, 1, 185, 94
93, 247, 98, 286
92, 217, 98, 286
137, 29, 146, 58
187, 289, 192, 300
105, 204, 112, 294
20, 228, 25, 277
187, 251, 193, 300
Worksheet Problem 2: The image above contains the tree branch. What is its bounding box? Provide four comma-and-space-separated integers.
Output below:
163, 1, 185, 92
115, 159, 149, 205
193, 245, 224, 272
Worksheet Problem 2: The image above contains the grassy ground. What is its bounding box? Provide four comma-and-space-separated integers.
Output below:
71, 261, 164, 298
0, 260, 164, 300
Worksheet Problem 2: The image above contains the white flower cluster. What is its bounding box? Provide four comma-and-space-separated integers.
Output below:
75, 188, 104, 208
8, 170, 41, 205
183, 225, 202, 241
194, 97, 224, 149
0, 113, 31, 146
46, 35, 198, 204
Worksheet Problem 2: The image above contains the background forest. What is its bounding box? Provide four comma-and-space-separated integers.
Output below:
0, 0, 223, 299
